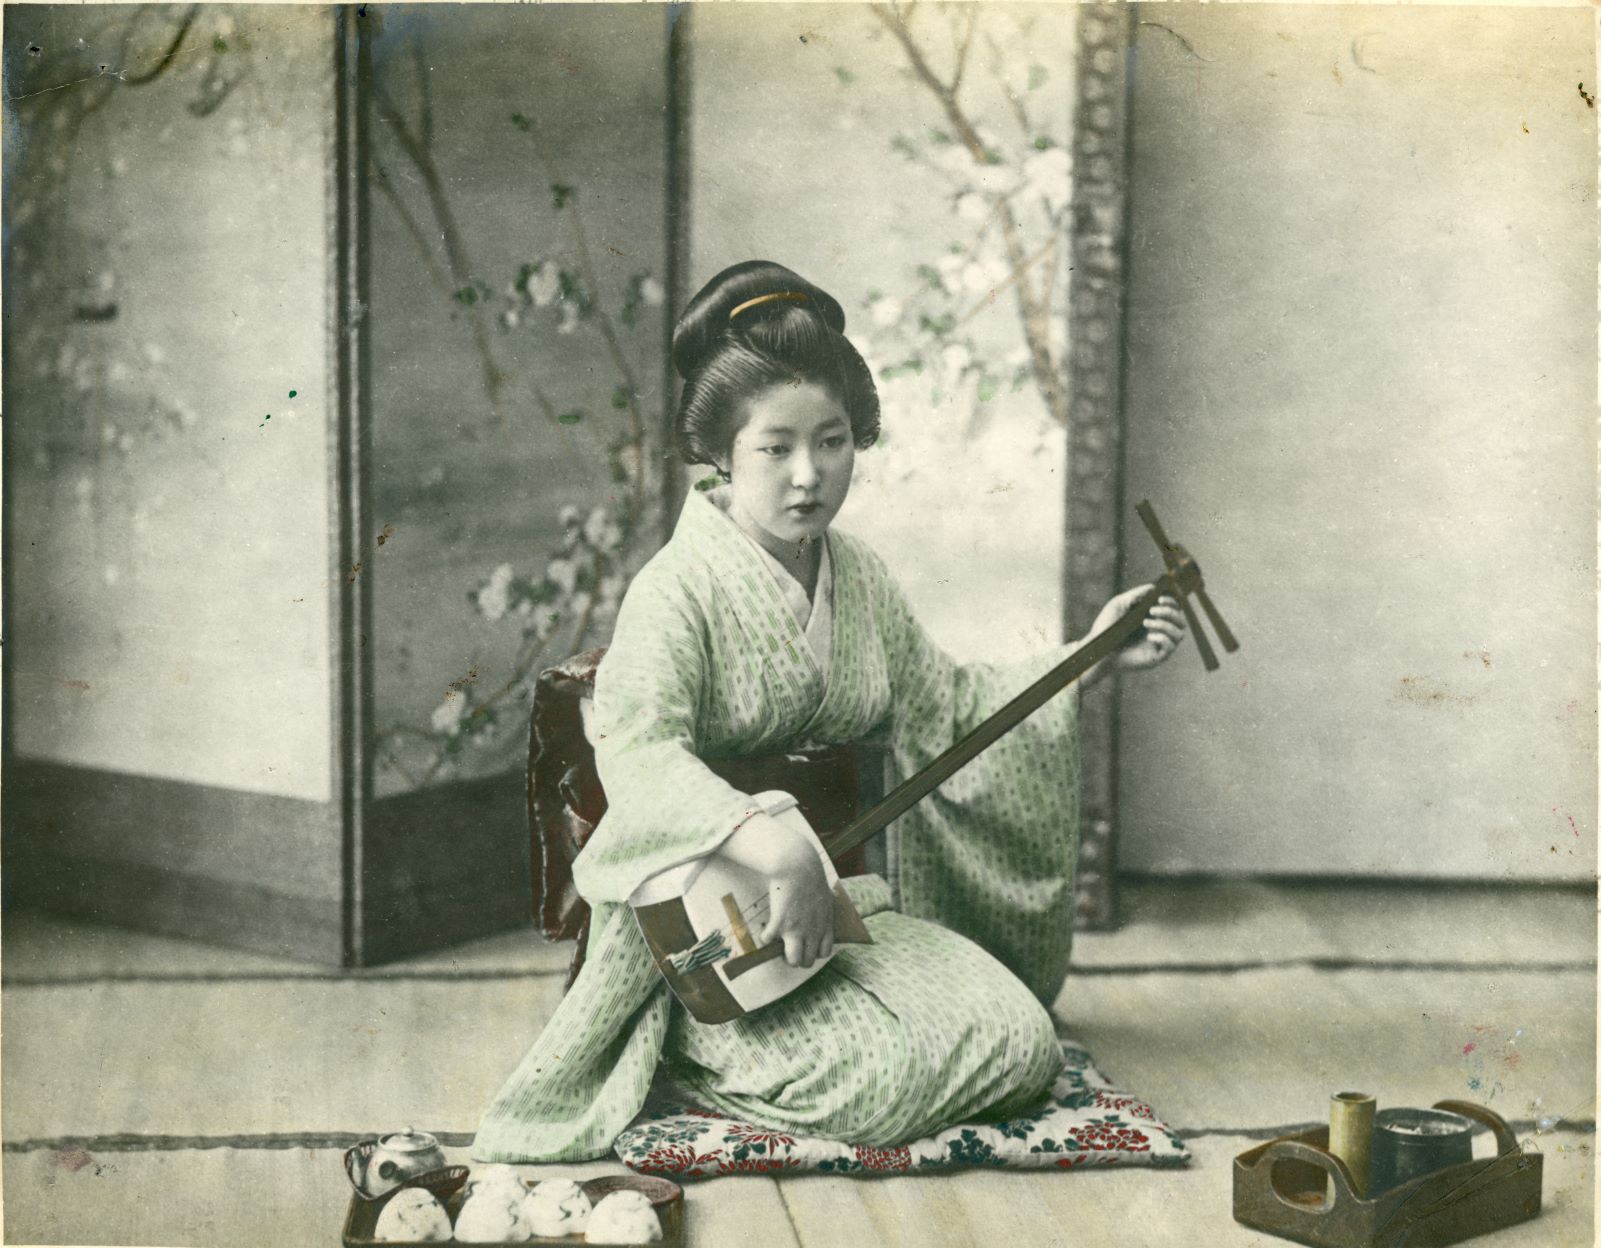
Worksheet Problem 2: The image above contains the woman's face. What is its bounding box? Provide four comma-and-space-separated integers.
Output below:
724, 381, 855, 556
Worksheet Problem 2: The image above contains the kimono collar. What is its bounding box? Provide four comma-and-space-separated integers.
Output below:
676, 486, 836, 682
677, 485, 827, 576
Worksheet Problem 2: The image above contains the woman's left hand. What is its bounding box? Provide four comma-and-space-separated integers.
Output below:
1090, 585, 1188, 673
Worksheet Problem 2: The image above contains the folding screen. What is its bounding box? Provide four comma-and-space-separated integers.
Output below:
3, 6, 344, 960
352, 6, 678, 960
2, 5, 679, 964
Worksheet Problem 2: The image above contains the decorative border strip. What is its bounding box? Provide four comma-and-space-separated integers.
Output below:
333, 8, 376, 968
1065, 5, 1134, 931
6, 1120, 1592, 1155
2, 1132, 477, 1154
2, 968, 567, 988
661, 6, 692, 543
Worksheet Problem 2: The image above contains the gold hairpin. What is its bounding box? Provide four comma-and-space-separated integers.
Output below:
728, 291, 809, 322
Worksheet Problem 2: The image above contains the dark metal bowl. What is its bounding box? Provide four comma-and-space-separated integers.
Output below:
1371, 1107, 1475, 1193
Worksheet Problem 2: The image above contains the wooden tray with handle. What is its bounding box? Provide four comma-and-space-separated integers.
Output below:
1233, 1100, 1541, 1248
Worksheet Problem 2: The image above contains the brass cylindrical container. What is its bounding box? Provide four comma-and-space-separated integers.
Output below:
1327, 1091, 1377, 1200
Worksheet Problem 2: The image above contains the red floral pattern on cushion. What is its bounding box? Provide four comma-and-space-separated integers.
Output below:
724, 1123, 795, 1151
634, 1144, 723, 1178
1091, 1090, 1156, 1120
853, 1145, 912, 1172
1066, 1122, 1152, 1152
714, 1155, 805, 1176
614, 1042, 1188, 1179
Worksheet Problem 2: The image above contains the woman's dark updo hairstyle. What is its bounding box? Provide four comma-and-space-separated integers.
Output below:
672, 260, 880, 469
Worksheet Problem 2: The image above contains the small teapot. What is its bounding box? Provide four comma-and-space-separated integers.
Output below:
344, 1127, 449, 1200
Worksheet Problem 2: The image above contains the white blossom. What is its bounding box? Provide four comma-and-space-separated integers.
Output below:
936, 252, 966, 284
583, 506, 610, 549
871, 296, 904, 329
941, 343, 972, 376
961, 261, 992, 295
501, 307, 521, 330
956, 193, 988, 223
556, 302, 581, 335
526, 261, 561, 308
932, 143, 972, 175
476, 563, 514, 622
966, 161, 1020, 201
431, 691, 467, 734
638, 276, 665, 306
1049, 312, 1070, 360
568, 590, 593, 619
546, 557, 578, 594
1023, 147, 1074, 210
990, 9, 1031, 41
476, 584, 507, 624
558, 504, 581, 529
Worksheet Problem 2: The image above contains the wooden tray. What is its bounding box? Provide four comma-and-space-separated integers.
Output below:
343, 1174, 684, 1248
1233, 1100, 1541, 1248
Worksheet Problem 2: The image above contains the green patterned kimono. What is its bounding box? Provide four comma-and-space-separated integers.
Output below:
472, 489, 1082, 1162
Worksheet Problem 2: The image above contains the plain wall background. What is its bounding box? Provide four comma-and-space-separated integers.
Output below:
1117, 5, 1597, 880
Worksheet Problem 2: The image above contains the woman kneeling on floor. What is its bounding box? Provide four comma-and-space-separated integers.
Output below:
473, 260, 1185, 1162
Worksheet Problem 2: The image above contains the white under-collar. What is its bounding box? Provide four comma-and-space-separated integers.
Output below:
742, 532, 835, 681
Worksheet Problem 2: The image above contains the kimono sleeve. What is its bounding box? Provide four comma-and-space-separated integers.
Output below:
871, 552, 1083, 1004
571, 560, 769, 905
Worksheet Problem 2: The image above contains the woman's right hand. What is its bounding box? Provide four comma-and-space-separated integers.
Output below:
719, 812, 837, 968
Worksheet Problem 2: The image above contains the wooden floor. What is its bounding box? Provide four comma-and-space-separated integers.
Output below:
3, 879, 1595, 1247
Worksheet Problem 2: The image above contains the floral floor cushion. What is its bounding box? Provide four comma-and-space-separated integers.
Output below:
614, 1040, 1190, 1178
